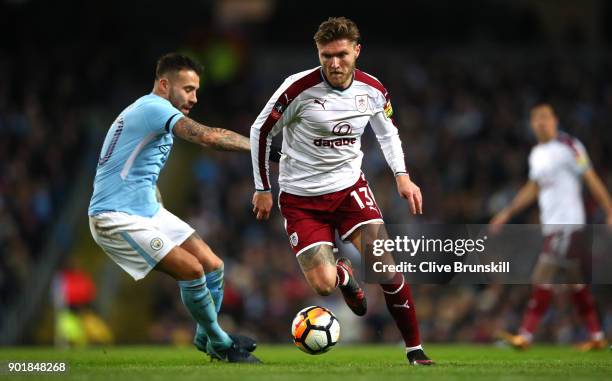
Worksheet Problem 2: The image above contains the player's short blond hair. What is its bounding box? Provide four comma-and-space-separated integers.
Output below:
314, 17, 360, 45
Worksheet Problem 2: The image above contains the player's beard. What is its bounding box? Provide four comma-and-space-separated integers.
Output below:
326, 63, 355, 89
168, 92, 191, 115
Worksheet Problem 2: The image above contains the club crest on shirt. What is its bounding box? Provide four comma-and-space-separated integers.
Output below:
289, 232, 299, 247
355, 94, 368, 113
150, 238, 164, 251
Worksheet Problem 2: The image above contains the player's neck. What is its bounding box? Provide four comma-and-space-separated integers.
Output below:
539, 134, 557, 144
152, 85, 169, 100
337, 74, 353, 90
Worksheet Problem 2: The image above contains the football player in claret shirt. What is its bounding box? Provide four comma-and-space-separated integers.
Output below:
250, 17, 432, 365
491, 102, 612, 350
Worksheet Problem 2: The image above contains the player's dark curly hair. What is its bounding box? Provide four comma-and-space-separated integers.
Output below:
155, 53, 203, 79
314, 17, 360, 45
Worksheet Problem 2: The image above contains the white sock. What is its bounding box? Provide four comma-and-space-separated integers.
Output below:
518, 330, 533, 343
405, 345, 423, 353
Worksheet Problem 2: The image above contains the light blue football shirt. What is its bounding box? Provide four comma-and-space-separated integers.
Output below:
88, 94, 183, 217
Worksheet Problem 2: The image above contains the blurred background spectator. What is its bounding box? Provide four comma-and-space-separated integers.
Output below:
52, 264, 114, 347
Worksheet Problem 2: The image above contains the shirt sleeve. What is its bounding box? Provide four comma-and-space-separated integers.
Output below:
250, 77, 299, 191
143, 99, 183, 135
368, 91, 407, 175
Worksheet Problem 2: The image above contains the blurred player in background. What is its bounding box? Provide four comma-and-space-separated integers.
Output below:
491, 102, 612, 350
88, 53, 261, 363
251, 17, 432, 365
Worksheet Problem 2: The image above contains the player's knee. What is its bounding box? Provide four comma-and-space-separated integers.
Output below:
314, 284, 335, 296
311, 276, 336, 296
209, 257, 223, 272
184, 262, 205, 280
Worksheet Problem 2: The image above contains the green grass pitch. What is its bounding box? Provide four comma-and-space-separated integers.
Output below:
0, 344, 610, 381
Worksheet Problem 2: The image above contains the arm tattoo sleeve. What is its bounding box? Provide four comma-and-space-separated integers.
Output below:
173, 116, 250, 151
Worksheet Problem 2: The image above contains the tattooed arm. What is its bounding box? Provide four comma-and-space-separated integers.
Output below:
173, 116, 250, 151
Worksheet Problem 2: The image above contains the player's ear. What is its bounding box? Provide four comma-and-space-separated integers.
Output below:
158, 77, 170, 93
354, 43, 361, 59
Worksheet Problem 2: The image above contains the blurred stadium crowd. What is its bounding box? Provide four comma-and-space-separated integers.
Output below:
0, 46, 91, 311
1, 0, 611, 346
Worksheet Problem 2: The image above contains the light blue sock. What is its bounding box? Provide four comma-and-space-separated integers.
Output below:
178, 275, 232, 351
193, 267, 225, 351
206, 266, 225, 314
194, 324, 208, 351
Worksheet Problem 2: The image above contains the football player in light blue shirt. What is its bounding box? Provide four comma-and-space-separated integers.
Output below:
88, 53, 260, 363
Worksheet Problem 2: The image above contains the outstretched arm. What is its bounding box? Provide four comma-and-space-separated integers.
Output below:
583, 168, 612, 224
490, 180, 539, 226
173, 116, 250, 151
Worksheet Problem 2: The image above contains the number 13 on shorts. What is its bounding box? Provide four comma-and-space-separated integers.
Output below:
350, 186, 381, 213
